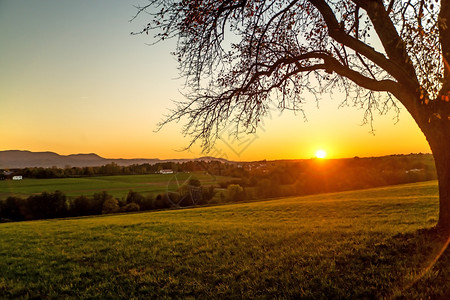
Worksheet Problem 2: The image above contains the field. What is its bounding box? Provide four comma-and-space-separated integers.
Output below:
0, 172, 230, 199
0, 180, 449, 298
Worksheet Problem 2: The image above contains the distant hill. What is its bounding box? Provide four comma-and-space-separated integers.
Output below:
0, 150, 230, 168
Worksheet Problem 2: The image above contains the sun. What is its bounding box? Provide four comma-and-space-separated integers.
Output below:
315, 149, 327, 159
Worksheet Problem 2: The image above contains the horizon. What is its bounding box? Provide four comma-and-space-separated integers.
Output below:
0, 149, 433, 163
0, 1, 431, 161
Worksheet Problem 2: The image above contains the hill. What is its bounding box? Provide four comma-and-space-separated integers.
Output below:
0, 150, 230, 168
0, 181, 448, 298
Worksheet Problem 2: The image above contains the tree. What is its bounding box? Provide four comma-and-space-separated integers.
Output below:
126, 190, 146, 206
26, 191, 67, 220
227, 184, 246, 202
102, 196, 120, 214
133, 0, 450, 235
70, 195, 92, 216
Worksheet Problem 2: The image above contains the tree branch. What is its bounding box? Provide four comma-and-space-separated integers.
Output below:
309, 0, 419, 91
352, 0, 420, 90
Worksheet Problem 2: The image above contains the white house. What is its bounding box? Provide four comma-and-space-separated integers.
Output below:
12, 176, 23, 180
160, 169, 174, 174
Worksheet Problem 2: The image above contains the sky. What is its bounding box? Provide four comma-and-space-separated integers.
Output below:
0, 0, 431, 161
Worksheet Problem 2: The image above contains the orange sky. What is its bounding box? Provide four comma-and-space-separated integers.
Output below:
0, 1, 431, 161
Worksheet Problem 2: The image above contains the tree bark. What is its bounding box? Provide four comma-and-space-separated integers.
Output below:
421, 115, 450, 237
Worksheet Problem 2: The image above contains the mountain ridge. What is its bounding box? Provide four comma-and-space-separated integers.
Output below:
0, 150, 230, 168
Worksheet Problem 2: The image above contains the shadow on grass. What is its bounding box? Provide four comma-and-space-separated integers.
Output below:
389, 228, 449, 299
333, 228, 449, 299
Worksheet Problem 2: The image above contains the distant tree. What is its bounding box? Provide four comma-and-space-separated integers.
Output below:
120, 202, 140, 212
83, 167, 94, 176
93, 192, 112, 214
102, 196, 120, 214
200, 185, 216, 204
140, 195, 155, 211
70, 195, 92, 216
227, 184, 246, 202
178, 184, 202, 206
126, 190, 146, 206
26, 191, 67, 219
188, 177, 202, 187
154, 194, 171, 209
134, 0, 450, 235
0, 196, 26, 221
256, 178, 280, 198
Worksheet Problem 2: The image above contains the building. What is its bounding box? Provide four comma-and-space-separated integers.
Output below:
160, 169, 174, 175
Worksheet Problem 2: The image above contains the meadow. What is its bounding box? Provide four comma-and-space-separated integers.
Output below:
0, 180, 449, 298
0, 172, 228, 199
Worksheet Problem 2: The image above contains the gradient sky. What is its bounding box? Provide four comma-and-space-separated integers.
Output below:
0, 0, 431, 161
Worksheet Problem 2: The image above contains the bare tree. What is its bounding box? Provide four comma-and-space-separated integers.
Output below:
133, 0, 450, 235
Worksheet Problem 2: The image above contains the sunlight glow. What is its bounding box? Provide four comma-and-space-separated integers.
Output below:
315, 149, 327, 159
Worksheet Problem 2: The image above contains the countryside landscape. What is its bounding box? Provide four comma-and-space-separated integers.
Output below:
2, 0, 450, 299
1, 152, 449, 298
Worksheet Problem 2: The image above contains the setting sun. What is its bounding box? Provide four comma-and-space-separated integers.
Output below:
315, 149, 327, 159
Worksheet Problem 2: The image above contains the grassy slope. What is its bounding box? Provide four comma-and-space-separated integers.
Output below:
0, 173, 228, 198
0, 181, 448, 299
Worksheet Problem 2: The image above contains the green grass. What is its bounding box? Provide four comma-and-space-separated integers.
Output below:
0, 172, 230, 199
0, 180, 449, 298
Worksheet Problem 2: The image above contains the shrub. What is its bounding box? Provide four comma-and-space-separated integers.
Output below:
188, 177, 201, 187
70, 195, 92, 217
178, 184, 201, 206
92, 192, 111, 214
256, 179, 280, 198
102, 197, 120, 214
199, 185, 215, 205
26, 191, 67, 220
139, 195, 154, 211
227, 184, 246, 202
120, 202, 140, 212
154, 194, 171, 209
126, 190, 146, 205
209, 190, 227, 204
0, 196, 27, 221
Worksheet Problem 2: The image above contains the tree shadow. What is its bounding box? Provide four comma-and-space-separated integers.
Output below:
387, 228, 450, 299
336, 227, 450, 299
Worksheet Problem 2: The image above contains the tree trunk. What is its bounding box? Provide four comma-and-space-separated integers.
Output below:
422, 118, 450, 237
431, 143, 450, 237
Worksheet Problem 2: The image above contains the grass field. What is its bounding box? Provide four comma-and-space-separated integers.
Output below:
0, 172, 230, 199
0, 180, 449, 298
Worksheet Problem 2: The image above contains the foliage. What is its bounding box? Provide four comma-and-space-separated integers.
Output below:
70, 195, 93, 217
126, 190, 146, 206
0, 197, 26, 221
226, 184, 246, 202
187, 177, 201, 187
101, 196, 120, 215
209, 190, 227, 204
24, 191, 67, 220
120, 202, 140, 212
200, 185, 216, 204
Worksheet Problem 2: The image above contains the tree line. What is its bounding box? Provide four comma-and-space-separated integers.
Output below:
0, 178, 216, 222
2, 160, 245, 179
0, 154, 437, 222
233, 154, 437, 196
